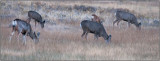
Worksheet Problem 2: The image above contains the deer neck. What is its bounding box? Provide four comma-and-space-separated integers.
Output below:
102, 31, 109, 40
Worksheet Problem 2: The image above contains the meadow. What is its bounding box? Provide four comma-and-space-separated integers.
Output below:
0, 0, 159, 60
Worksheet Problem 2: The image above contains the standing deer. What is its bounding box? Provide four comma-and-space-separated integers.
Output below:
80, 20, 111, 43
9, 19, 40, 45
113, 10, 141, 29
91, 14, 101, 23
27, 11, 45, 28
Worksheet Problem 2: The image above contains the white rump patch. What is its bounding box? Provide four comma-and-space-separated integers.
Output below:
91, 16, 94, 18
80, 23, 82, 28
12, 20, 17, 26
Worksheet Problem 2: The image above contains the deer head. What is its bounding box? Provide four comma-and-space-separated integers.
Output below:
40, 20, 45, 28
30, 32, 40, 44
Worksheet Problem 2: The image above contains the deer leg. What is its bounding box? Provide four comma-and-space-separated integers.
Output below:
117, 20, 122, 25
94, 34, 96, 40
9, 31, 15, 42
96, 35, 98, 40
113, 19, 119, 26
94, 34, 98, 40
128, 21, 131, 28
27, 18, 31, 23
35, 20, 36, 27
85, 32, 88, 40
22, 35, 26, 45
9, 27, 16, 42
81, 31, 86, 38
23, 32, 28, 45
17, 33, 21, 42
128, 23, 130, 28
17, 29, 22, 42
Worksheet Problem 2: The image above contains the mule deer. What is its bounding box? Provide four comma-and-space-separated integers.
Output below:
113, 10, 141, 29
9, 19, 40, 45
80, 20, 111, 43
27, 11, 45, 28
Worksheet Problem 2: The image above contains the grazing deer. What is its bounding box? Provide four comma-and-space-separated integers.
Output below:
27, 11, 45, 28
80, 20, 111, 43
9, 19, 40, 45
91, 14, 101, 23
113, 10, 141, 30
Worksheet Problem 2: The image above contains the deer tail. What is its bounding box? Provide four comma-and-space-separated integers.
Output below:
80, 23, 82, 28
9, 20, 17, 28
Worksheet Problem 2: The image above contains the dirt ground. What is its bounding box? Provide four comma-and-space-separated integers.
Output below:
0, 17, 159, 60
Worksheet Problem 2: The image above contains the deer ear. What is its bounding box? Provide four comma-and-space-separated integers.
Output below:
43, 20, 45, 23
138, 23, 141, 27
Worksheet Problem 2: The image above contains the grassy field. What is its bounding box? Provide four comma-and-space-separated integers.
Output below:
0, 0, 159, 60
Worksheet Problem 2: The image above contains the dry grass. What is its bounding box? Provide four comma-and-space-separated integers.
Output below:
1, 1, 159, 23
0, 17, 159, 60
0, 0, 159, 60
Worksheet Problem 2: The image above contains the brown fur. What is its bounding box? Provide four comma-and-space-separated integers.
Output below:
91, 14, 101, 23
